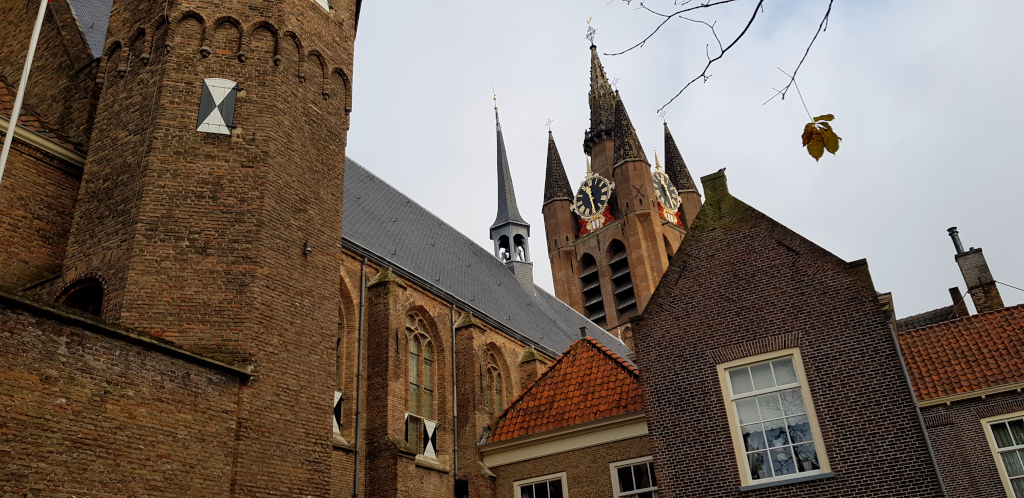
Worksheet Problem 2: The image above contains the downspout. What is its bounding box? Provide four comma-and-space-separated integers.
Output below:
886, 310, 947, 497
451, 304, 459, 482
353, 258, 367, 498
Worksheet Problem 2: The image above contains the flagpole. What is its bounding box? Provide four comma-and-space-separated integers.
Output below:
0, 0, 50, 186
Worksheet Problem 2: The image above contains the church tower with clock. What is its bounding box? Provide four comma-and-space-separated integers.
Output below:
542, 44, 702, 343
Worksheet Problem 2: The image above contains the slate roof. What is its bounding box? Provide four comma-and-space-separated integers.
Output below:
896, 305, 957, 332
0, 78, 84, 152
612, 95, 647, 165
664, 122, 697, 192
342, 158, 631, 361
486, 336, 643, 443
542, 131, 572, 205
899, 304, 1024, 402
492, 110, 528, 229
67, 0, 113, 58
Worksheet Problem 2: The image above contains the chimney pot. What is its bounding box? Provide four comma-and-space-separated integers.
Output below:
947, 227, 965, 255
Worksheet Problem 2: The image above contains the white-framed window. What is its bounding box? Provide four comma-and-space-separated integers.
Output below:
514, 472, 566, 498
982, 411, 1024, 497
717, 348, 830, 487
610, 456, 658, 498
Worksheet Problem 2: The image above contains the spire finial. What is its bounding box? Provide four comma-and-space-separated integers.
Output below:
655, 149, 662, 171
659, 109, 668, 124
493, 87, 498, 111
585, 17, 596, 46
545, 118, 553, 132
586, 154, 593, 174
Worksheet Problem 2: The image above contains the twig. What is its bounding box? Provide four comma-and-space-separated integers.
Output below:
605, 0, 741, 56
764, 0, 833, 105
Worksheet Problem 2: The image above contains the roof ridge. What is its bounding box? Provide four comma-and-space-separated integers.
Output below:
582, 336, 639, 377
902, 303, 1024, 334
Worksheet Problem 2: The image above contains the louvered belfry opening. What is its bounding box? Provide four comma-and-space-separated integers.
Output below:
579, 253, 606, 326
608, 240, 637, 320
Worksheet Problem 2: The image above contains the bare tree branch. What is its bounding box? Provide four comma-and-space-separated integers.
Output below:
605, 0, 742, 56
763, 0, 834, 105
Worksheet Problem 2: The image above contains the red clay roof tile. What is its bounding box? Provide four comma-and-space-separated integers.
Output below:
486, 336, 642, 444
899, 304, 1024, 402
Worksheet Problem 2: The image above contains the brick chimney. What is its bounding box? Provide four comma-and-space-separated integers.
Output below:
948, 227, 1004, 314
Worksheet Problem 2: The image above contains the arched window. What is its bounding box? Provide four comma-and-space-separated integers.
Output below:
57, 278, 104, 317
407, 316, 434, 419
608, 240, 637, 320
579, 253, 606, 325
497, 235, 511, 262
485, 352, 504, 420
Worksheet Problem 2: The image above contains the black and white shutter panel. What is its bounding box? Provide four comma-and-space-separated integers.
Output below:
333, 391, 343, 434
197, 78, 238, 135
423, 419, 437, 459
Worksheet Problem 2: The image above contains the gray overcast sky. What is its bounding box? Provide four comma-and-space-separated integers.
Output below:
346, 0, 1023, 319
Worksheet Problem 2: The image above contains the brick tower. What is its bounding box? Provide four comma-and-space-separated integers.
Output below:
58, 0, 356, 494
543, 45, 700, 340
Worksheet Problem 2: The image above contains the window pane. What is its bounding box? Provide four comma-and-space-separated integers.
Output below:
779, 388, 806, 416
648, 462, 657, 486
423, 388, 433, 420
618, 466, 635, 491
1012, 478, 1024, 498
772, 358, 798, 385
409, 386, 419, 415
1010, 419, 1024, 446
634, 463, 652, 489
770, 447, 797, 476
1002, 451, 1024, 478
750, 362, 775, 390
730, 368, 755, 395
520, 484, 534, 498
793, 442, 821, 472
747, 451, 771, 480
548, 481, 563, 498
787, 415, 813, 444
485, 373, 493, 415
763, 418, 789, 448
741, 423, 767, 451
424, 357, 434, 390
994, 423, 1015, 448
756, 393, 783, 420
736, 398, 760, 425
536, 482, 549, 498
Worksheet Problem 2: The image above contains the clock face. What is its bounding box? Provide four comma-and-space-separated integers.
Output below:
653, 170, 681, 211
572, 176, 613, 219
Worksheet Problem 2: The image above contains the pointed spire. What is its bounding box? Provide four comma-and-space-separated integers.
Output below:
663, 122, 696, 192
543, 131, 573, 205
587, 45, 616, 139
612, 94, 648, 165
491, 101, 529, 229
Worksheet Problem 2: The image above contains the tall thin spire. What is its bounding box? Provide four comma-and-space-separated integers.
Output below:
663, 122, 696, 192
543, 131, 573, 206
612, 94, 647, 165
491, 97, 529, 229
587, 45, 616, 143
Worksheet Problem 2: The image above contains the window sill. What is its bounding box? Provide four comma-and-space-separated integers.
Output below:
415, 455, 450, 473
332, 434, 354, 452
739, 472, 833, 492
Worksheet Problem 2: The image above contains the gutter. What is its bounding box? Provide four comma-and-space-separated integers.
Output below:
352, 258, 367, 497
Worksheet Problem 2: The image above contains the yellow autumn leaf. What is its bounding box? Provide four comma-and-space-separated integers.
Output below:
807, 133, 825, 161
822, 129, 841, 154
801, 123, 815, 146
813, 114, 834, 122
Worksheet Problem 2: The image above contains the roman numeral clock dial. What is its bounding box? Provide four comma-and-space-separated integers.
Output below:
571, 173, 615, 235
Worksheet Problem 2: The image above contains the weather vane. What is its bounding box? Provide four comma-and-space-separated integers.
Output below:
545, 118, 554, 131
585, 17, 597, 45
658, 109, 668, 123
611, 77, 620, 91
492, 87, 498, 110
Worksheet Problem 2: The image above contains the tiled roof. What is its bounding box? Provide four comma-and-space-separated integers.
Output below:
899, 304, 1024, 402
67, 0, 113, 58
0, 79, 83, 153
486, 336, 643, 443
342, 158, 633, 361
896, 305, 957, 332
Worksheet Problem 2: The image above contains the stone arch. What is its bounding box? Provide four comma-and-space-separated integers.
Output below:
148, 14, 170, 64
331, 67, 352, 113
482, 342, 513, 420
405, 306, 443, 420
246, 21, 278, 63
210, 16, 242, 57
280, 31, 303, 81
170, 10, 205, 54
128, 27, 147, 71
56, 274, 108, 317
101, 41, 124, 84
307, 50, 327, 98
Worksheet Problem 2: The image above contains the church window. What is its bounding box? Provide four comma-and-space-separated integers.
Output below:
718, 349, 830, 488
514, 472, 566, 498
485, 352, 504, 420
610, 457, 658, 498
407, 316, 434, 420
57, 278, 104, 317
984, 412, 1024, 497
579, 254, 605, 325
608, 240, 637, 320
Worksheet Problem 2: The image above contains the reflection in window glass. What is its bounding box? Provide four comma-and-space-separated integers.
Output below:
990, 417, 1024, 497
613, 460, 659, 498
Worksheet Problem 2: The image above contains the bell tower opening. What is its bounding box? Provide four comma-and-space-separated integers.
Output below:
608, 240, 637, 320
579, 253, 605, 326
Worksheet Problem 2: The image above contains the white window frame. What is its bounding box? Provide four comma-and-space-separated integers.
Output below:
717, 348, 831, 488
311, 0, 330, 11
981, 409, 1024, 498
610, 456, 658, 498
513, 471, 567, 498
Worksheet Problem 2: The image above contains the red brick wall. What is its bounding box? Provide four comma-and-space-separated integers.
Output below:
633, 172, 943, 497
921, 390, 1024, 497
490, 435, 651, 498
0, 0, 98, 148
0, 143, 81, 290
0, 298, 241, 496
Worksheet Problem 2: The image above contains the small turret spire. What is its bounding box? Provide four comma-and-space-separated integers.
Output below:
663, 122, 696, 192
612, 94, 647, 165
587, 45, 616, 144
543, 131, 573, 206
491, 94, 528, 230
